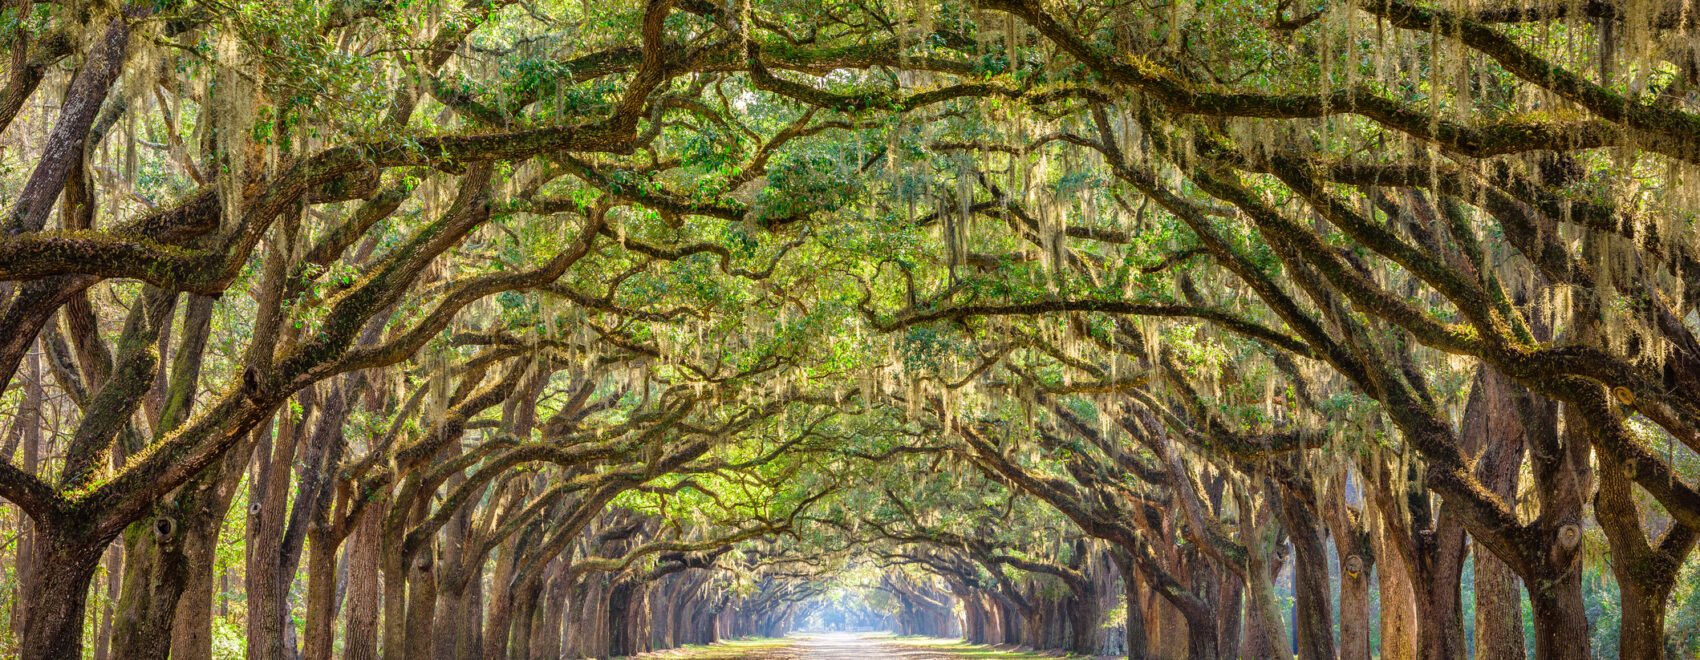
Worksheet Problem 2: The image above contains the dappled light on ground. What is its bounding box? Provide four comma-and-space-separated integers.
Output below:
641, 632, 1078, 659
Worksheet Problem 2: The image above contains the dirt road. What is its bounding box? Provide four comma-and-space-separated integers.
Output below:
639, 631, 1048, 659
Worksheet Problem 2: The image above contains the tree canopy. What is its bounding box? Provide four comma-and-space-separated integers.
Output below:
1, 0, 1698, 657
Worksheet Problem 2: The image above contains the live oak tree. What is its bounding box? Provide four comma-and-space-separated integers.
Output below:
3, 0, 1700, 657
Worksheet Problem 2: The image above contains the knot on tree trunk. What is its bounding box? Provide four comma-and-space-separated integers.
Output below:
1555, 524, 1582, 554
152, 516, 177, 542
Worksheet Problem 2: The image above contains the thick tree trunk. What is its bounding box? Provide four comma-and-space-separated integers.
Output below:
1239, 493, 1290, 660
381, 539, 409, 659
302, 519, 340, 660
1472, 547, 1525, 660
458, 565, 484, 658
405, 551, 438, 659
17, 533, 103, 660
534, 559, 570, 660
169, 532, 222, 660
1184, 554, 1222, 660
1615, 568, 1680, 660
507, 579, 544, 660
1416, 511, 1468, 660
483, 535, 522, 658
1337, 550, 1371, 660
1278, 490, 1335, 660
1185, 607, 1219, 660
1375, 517, 1419, 660
432, 580, 471, 660
1121, 574, 1147, 660
1596, 465, 1697, 660
430, 462, 473, 660
1214, 568, 1242, 660
1463, 365, 1529, 660
344, 504, 383, 660
106, 469, 237, 659
116, 447, 244, 660
1527, 566, 1590, 660
961, 593, 986, 643
1514, 403, 1592, 660
108, 520, 189, 658
563, 576, 592, 657
1318, 461, 1374, 660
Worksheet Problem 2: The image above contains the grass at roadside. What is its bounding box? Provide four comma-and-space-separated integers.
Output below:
632, 637, 801, 659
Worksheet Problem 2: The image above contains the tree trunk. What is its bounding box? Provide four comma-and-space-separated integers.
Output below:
1614, 562, 1682, 660
483, 535, 522, 659
170, 533, 222, 660
344, 503, 383, 660
458, 564, 484, 658
1238, 489, 1290, 660
433, 580, 470, 660
1527, 565, 1590, 660
302, 519, 341, 660
405, 551, 438, 659
1319, 461, 1373, 660
17, 532, 103, 660
1417, 510, 1468, 660
534, 559, 570, 660
1120, 567, 1147, 660
249, 400, 305, 660
108, 519, 189, 658
1375, 516, 1419, 660
1278, 489, 1335, 660
1463, 365, 1529, 660
509, 579, 544, 660
1472, 547, 1525, 660
1185, 605, 1219, 660
10, 347, 43, 642
1214, 565, 1242, 660
1596, 464, 1698, 660
1517, 403, 1592, 660
1335, 543, 1371, 660
93, 543, 121, 660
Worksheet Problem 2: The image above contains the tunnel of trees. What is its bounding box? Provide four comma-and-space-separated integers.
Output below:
1, 0, 1699, 657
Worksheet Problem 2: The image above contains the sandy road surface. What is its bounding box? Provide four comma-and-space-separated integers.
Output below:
799, 632, 924, 658
638, 631, 1050, 659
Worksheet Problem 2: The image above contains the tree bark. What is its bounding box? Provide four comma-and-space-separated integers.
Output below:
405, 549, 439, 659
1596, 465, 1698, 660
344, 501, 384, 660
302, 510, 342, 660
1466, 368, 1530, 660
92, 543, 121, 660
1472, 547, 1525, 660
1111, 549, 1148, 660
534, 558, 570, 660
16, 532, 103, 660
1320, 462, 1373, 660
483, 533, 523, 659
1277, 488, 1335, 660
1375, 513, 1419, 660
9, 347, 42, 641
108, 518, 190, 658
248, 396, 308, 660
1237, 487, 1290, 660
